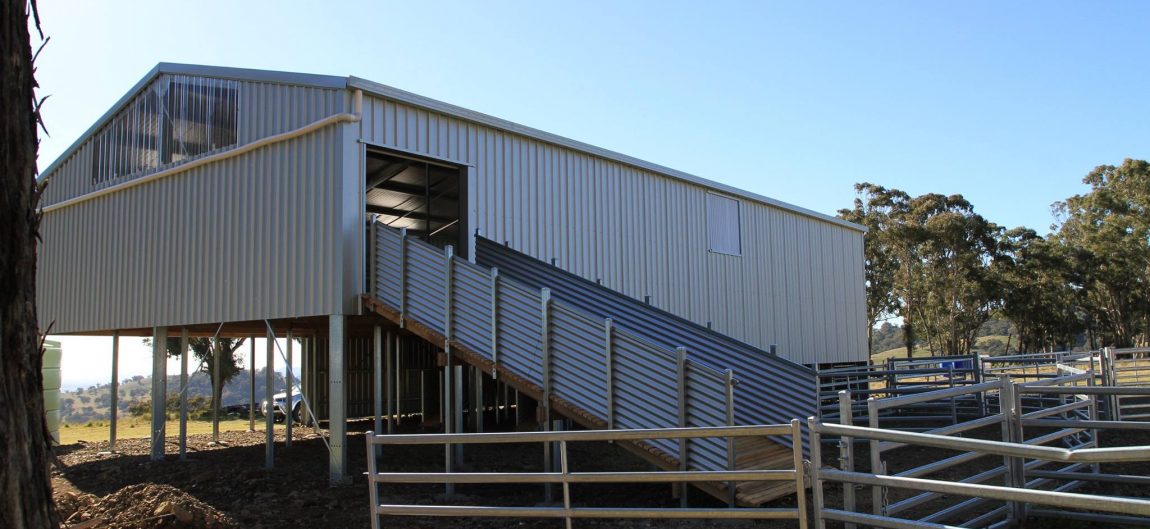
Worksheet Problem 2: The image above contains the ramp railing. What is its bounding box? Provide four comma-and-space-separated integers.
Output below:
472, 235, 817, 450
371, 222, 735, 469
365, 422, 808, 529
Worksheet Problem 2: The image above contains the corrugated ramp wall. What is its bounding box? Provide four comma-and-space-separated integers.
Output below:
475, 236, 817, 430
374, 224, 736, 465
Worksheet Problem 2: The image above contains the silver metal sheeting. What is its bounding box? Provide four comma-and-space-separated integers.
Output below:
357, 94, 867, 365
374, 225, 733, 469
475, 237, 817, 436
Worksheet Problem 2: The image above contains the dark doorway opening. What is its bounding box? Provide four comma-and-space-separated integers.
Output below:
365, 149, 467, 255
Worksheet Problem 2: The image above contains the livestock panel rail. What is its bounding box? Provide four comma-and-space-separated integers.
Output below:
1103, 347, 1150, 421
811, 378, 1150, 529
818, 355, 982, 424
365, 423, 809, 529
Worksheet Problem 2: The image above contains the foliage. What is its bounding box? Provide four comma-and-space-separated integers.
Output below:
842, 184, 1002, 356
838, 184, 902, 354
145, 336, 248, 411
852, 159, 1150, 356
996, 227, 1082, 351
1053, 159, 1150, 348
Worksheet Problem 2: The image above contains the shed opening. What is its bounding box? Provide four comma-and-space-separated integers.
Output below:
365, 149, 467, 255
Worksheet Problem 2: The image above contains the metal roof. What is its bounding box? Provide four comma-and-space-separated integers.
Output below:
41, 62, 863, 232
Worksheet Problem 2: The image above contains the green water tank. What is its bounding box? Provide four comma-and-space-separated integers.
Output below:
42, 340, 62, 444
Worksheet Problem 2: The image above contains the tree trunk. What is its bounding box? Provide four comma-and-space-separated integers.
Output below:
0, 1, 58, 528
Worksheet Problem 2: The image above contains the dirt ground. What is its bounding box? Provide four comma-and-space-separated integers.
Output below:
51, 419, 802, 529
51, 418, 1150, 529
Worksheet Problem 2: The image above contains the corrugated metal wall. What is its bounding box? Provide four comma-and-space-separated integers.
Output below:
357, 95, 867, 364
38, 75, 351, 333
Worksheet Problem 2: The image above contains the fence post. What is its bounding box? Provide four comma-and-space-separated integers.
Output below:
443, 245, 456, 495
808, 417, 826, 529
604, 318, 615, 430
676, 347, 689, 508
1102, 347, 1119, 420
725, 369, 737, 508
444, 245, 455, 344
867, 397, 884, 516
366, 432, 380, 529
490, 268, 500, 377
838, 390, 856, 529
540, 288, 553, 503
791, 419, 810, 529
398, 227, 408, 328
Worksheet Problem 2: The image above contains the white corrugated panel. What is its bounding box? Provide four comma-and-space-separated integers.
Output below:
37, 77, 349, 334
358, 94, 867, 364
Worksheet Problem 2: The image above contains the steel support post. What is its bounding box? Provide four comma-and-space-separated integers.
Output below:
868, 397, 883, 515
838, 391, 856, 529
329, 315, 348, 483
676, 347, 689, 507
490, 267, 500, 379
473, 366, 484, 433
211, 335, 220, 444
373, 325, 384, 443
540, 288, 554, 503
285, 331, 293, 447
454, 365, 464, 463
442, 362, 455, 496
386, 329, 395, 434
725, 369, 736, 508
150, 326, 168, 461
249, 338, 256, 432
265, 329, 275, 469
393, 333, 401, 428
398, 228, 408, 328
109, 332, 120, 452
604, 318, 615, 430
179, 328, 189, 460
809, 417, 826, 529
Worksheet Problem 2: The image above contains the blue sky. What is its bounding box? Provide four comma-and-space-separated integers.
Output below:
35, 1, 1149, 387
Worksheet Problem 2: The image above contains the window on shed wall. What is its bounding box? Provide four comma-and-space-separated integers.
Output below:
707, 193, 742, 255
89, 75, 240, 185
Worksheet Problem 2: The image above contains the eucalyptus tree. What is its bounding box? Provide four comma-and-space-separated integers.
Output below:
0, 0, 58, 526
839, 183, 903, 355
996, 228, 1082, 352
1053, 159, 1150, 348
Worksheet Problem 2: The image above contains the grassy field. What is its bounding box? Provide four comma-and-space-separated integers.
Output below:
58, 418, 264, 445
871, 334, 1012, 363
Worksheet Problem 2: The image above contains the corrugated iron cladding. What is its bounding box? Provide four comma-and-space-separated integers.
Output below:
475, 238, 817, 434
375, 227, 735, 464
38, 77, 348, 333
41, 77, 345, 206
358, 95, 866, 365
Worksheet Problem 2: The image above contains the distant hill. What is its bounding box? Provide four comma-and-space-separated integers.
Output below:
870, 318, 1018, 358
60, 368, 288, 424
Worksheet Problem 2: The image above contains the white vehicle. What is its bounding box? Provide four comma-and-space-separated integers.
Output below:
261, 387, 305, 424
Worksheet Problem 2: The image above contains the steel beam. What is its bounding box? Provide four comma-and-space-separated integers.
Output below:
286, 331, 293, 447
150, 326, 168, 461
109, 332, 120, 452
179, 328, 188, 460
265, 330, 275, 469
329, 315, 348, 483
